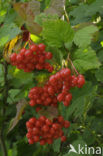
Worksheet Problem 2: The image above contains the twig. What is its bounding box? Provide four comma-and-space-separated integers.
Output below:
0, 61, 8, 156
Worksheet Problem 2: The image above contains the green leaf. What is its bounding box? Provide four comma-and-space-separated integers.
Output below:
42, 20, 74, 48
82, 129, 95, 145
95, 67, 103, 82
8, 66, 34, 84
69, 3, 88, 25
69, 0, 103, 25
52, 138, 61, 152
65, 82, 97, 119
86, 0, 103, 16
47, 47, 64, 65
35, 13, 58, 26
97, 50, 103, 63
73, 25, 98, 47
0, 23, 21, 47
73, 47, 100, 73
89, 117, 103, 135
8, 89, 20, 99
44, 0, 65, 17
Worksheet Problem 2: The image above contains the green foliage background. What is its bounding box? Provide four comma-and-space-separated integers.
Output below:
0, 0, 103, 156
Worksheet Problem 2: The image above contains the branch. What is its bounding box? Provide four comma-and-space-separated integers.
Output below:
0, 61, 8, 156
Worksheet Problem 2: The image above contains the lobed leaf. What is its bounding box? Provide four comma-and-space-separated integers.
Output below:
73, 25, 98, 47
0, 23, 21, 47
72, 47, 100, 73
13, 1, 42, 35
95, 67, 103, 82
65, 82, 97, 119
44, 0, 65, 17
42, 20, 74, 48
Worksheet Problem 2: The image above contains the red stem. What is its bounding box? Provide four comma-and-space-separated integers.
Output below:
67, 55, 79, 75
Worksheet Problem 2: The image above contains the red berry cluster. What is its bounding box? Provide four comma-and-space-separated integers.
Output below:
10, 43, 53, 72
26, 116, 70, 145
28, 68, 85, 107
28, 86, 58, 107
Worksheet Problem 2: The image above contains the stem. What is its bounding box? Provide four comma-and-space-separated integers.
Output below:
64, 5, 69, 23
0, 133, 7, 156
67, 54, 79, 75
96, 95, 103, 98
0, 61, 8, 156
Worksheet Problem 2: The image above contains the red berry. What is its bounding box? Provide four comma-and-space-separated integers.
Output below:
65, 93, 72, 102
29, 100, 36, 107
63, 101, 70, 106
48, 66, 54, 72
39, 56, 45, 64
29, 117, 36, 124
45, 52, 52, 59
30, 44, 38, 52
64, 121, 70, 128
35, 120, 42, 127
40, 139, 46, 145
57, 93, 64, 102
26, 132, 32, 139
77, 75, 85, 88
33, 127, 39, 135
16, 54, 23, 62
25, 49, 33, 58
58, 116, 64, 123
52, 123, 60, 130
42, 125, 49, 132
47, 138, 53, 144
64, 68, 71, 77
38, 43, 46, 51
39, 116, 46, 122
61, 136, 66, 142
10, 53, 17, 62
46, 119, 52, 126
33, 136, 40, 142
26, 121, 33, 128
48, 86, 54, 95
28, 139, 34, 144
50, 128, 55, 134
20, 48, 26, 55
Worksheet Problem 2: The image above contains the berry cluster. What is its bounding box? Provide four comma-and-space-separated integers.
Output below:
26, 116, 70, 145
28, 68, 85, 107
28, 86, 58, 107
9, 41, 85, 146
10, 43, 53, 72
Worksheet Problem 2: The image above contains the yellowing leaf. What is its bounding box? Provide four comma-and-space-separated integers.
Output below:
13, 1, 42, 35
39, 106, 58, 120
30, 34, 40, 42
13, 3, 27, 21
8, 99, 28, 133
26, 22, 42, 35
3, 35, 22, 62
